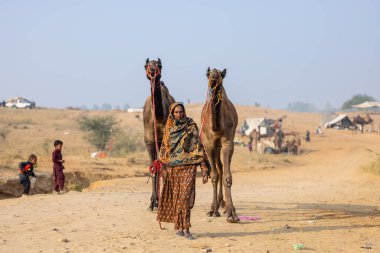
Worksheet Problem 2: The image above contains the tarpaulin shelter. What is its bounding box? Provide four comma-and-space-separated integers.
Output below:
351, 101, 380, 109
324, 114, 354, 129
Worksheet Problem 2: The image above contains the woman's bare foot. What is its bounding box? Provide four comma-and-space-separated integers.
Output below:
176, 230, 184, 236
184, 229, 194, 240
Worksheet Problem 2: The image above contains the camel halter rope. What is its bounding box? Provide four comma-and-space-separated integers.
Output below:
146, 65, 163, 208
146, 65, 161, 156
199, 75, 223, 141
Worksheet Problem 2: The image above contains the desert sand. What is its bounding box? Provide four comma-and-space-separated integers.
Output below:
1, 105, 380, 253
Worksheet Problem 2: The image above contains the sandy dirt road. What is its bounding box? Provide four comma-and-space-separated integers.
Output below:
1, 130, 380, 253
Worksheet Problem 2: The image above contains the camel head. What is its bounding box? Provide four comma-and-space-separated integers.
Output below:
206, 67, 226, 89
365, 114, 374, 124
144, 58, 162, 83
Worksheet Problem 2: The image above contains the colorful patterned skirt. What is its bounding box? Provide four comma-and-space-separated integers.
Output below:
157, 164, 197, 230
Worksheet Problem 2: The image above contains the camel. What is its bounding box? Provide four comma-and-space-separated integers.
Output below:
200, 67, 239, 222
352, 114, 374, 133
283, 132, 301, 156
143, 58, 175, 211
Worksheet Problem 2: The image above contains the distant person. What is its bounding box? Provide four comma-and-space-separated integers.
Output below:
316, 126, 322, 135
1, 100, 5, 107
19, 154, 38, 197
248, 135, 253, 152
52, 140, 66, 194
306, 130, 310, 142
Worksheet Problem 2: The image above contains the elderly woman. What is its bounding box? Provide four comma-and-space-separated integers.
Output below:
157, 102, 209, 240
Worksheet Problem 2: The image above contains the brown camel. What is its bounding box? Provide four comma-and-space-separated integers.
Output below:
352, 114, 373, 133
283, 132, 301, 156
143, 58, 175, 211
200, 67, 239, 222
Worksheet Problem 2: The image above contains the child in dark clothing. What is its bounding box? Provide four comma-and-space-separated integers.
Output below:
19, 154, 38, 197
52, 140, 66, 194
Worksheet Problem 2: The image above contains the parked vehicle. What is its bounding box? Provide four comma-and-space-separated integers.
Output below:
5, 97, 36, 109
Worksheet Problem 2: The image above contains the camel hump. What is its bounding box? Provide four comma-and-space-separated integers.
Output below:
160, 81, 169, 92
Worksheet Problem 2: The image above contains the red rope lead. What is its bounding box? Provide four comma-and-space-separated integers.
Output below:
199, 77, 221, 141
146, 64, 162, 202
149, 160, 162, 175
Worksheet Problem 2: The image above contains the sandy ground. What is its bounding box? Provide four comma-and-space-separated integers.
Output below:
1, 126, 380, 253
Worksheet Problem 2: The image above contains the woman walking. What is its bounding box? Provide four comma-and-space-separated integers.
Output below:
157, 102, 209, 240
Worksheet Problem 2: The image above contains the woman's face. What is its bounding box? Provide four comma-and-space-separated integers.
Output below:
173, 105, 184, 120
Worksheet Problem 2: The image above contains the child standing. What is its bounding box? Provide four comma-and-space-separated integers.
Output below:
52, 140, 65, 194
19, 154, 38, 197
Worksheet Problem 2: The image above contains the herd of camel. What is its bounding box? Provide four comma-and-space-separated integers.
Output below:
140, 58, 376, 223
142, 58, 239, 222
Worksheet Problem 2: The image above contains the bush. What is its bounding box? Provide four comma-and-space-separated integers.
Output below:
0, 127, 10, 139
109, 131, 145, 157
341, 94, 376, 110
78, 115, 119, 151
287, 102, 318, 112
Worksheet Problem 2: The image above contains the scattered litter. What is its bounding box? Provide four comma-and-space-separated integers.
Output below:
201, 249, 212, 253
64, 131, 70, 135
61, 238, 69, 243
90, 151, 107, 158
305, 220, 316, 224
284, 224, 292, 229
238, 215, 262, 221
293, 243, 304, 250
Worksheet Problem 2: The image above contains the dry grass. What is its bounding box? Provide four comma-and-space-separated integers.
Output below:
0, 107, 145, 180
363, 156, 380, 175
1, 106, 379, 182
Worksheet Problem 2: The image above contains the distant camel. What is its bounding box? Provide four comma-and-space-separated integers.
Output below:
200, 67, 239, 222
352, 114, 373, 133
143, 58, 175, 211
283, 132, 301, 156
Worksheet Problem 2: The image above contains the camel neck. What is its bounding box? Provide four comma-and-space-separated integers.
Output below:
210, 85, 223, 131
151, 80, 164, 121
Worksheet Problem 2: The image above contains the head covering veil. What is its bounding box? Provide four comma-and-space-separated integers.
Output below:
159, 103, 208, 167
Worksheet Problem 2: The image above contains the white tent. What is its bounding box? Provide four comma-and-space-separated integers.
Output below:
351, 101, 380, 109
241, 118, 265, 136
324, 114, 353, 129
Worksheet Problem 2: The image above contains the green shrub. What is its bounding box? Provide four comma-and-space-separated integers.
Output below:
78, 115, 119, 151
109, 132, 145, 157
0, 127, 9, 139
341, 94, 375, 110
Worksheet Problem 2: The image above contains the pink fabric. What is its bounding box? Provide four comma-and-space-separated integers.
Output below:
238, 215, 261, 221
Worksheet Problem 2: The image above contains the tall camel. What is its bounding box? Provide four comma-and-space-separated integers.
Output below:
143, 58, 175, 211
352, 114, 373, 133
200, 67, 239, 222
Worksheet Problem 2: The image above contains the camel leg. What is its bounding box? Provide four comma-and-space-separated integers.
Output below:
215, 147, 225, 208
206, 146, 220, 217
221, 140, 239, 223
146, 143, 158, 211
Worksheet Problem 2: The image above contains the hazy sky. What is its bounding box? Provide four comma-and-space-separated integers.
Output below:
1, 0, 379, 109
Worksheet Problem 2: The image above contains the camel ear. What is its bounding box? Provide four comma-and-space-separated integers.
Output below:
221, 68, 227, 78
145, 58, 149, 69
157, 58, 162, 69
206, 67, 210, 78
